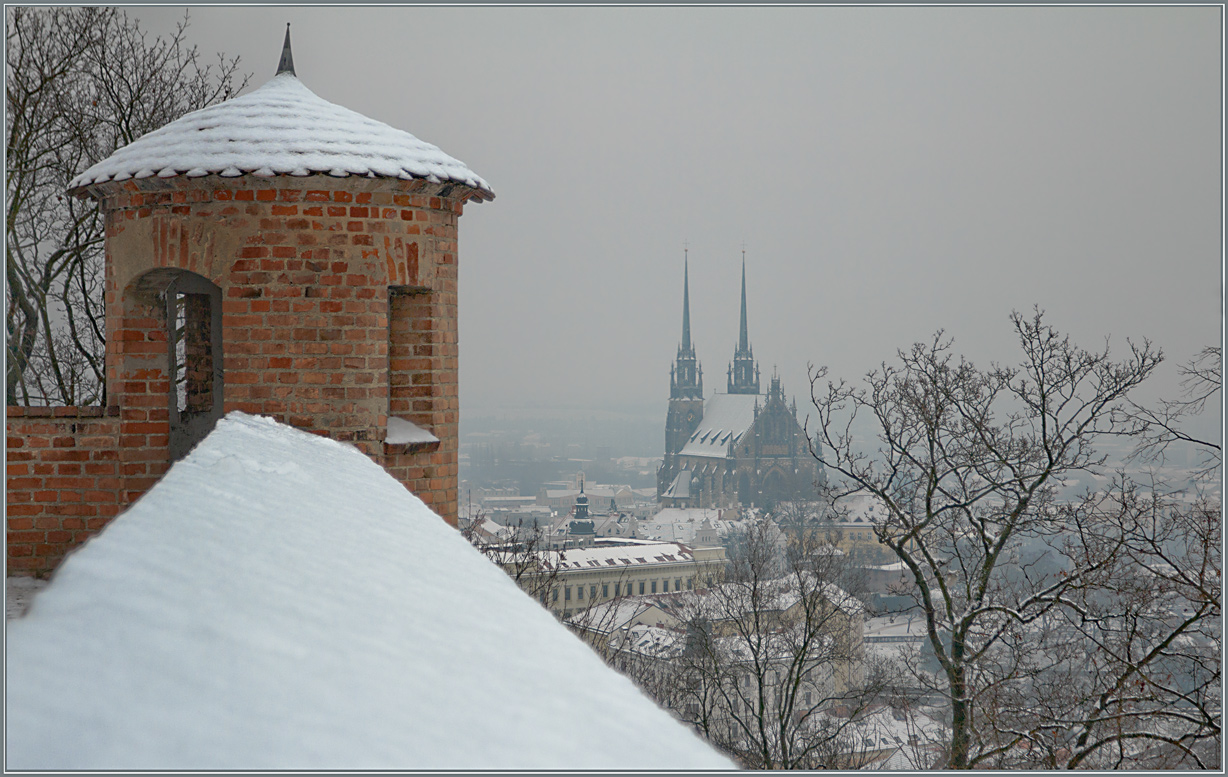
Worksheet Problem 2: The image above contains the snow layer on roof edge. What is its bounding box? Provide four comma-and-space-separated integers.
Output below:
68, 74, 493, 198
4, 411, 729, 770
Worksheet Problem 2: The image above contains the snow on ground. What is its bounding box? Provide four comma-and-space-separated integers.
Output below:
5, 412, 732, 770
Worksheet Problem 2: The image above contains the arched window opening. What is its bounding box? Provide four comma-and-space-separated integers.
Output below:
131, 269, 223, 461
164, 272, 223, 460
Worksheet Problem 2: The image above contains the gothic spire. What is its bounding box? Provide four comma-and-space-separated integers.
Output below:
728, 249, 760, 394
682, 249, 692, 352
670, 248, 703, 400
738, 251, 749, 352
276, 24, 295, 76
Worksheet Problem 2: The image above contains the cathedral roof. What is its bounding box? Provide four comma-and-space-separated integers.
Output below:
678, 393, 761, 459
662, 469, 694, 499
69, 52, 492, 199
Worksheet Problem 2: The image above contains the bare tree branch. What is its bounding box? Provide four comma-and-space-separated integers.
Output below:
5, 7, 250, 405
806, 309, 1219, 769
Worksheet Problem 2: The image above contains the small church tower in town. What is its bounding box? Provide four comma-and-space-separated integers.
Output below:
6, 29, 492, 574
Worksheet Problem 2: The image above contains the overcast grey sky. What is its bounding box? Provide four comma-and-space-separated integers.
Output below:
130, 6, 1222, 430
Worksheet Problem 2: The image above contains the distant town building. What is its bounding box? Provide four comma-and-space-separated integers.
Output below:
529, 538, 726, 619
567, 575, 870, 760
658, 253, 823, 510
538, 481, 635, 514
640, 507, 744, 547
808, 494, 900, 565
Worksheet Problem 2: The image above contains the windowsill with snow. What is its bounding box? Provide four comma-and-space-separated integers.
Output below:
4, 412, 732, 771
383, 416, 439, 451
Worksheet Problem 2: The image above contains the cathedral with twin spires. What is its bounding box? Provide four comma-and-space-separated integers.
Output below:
657, 253, 823, 510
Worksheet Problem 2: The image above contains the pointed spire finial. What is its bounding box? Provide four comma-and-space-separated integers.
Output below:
276, 23, 295, 76
681, 248, 692, 352
738, 250, 749, 352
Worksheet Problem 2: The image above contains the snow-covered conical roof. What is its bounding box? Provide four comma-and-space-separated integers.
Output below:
69, 72, 493, 200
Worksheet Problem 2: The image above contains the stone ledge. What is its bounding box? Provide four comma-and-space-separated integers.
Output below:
382, 439, 441, 456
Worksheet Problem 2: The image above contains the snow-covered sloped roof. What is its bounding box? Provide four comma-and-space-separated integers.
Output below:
567, 597, 675, 635
68, 72, 493, 200
643, 507, 744, 544
679, 393, 761, 458
540, 540, 696, 572
701, 575, 864, 620
4, 412, 729, 770
663, 468, 693, 499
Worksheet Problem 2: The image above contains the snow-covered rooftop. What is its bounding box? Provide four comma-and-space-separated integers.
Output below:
566, 597, 676, 635
541, 540, 697, 572
864, 614, 928, 642
4, 412, 729, 770
68, 72, 493, 199
679, 393, 761, 458
643, 507, 744, 544
663, 468, 694, 499
701, 575, 864, 620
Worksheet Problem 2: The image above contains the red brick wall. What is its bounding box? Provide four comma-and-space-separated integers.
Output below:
6, 407, 122, 575
386, 283, 459, 521
111, 288, 172, 504
7, 176, 475, 574
92, 176, 469, 519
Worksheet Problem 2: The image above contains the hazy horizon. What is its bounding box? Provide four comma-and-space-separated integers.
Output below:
126, 6, 1222, 439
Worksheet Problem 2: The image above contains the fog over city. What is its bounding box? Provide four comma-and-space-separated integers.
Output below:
129, 6, 1221, 438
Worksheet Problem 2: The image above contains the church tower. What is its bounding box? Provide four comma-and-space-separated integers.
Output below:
670, 251, 703, 402
574, 479, 590, 522
727, 252, 760, 395
659, 251, 705, 497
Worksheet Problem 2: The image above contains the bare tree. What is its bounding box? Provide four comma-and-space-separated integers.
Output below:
1114, 345, 1222, 481
807, 309, 1219, 768
6, 7, 248, 405
951, 480, 1221, 769
462, 514, 562, 605
644, 521, 895, 769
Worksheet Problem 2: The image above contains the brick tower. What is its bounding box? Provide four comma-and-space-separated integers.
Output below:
6, 30, 492, 574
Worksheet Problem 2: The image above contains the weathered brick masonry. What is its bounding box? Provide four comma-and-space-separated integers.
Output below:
7, 176, 472, 574
7, 43, 492, 576
6, 408, 123, 574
